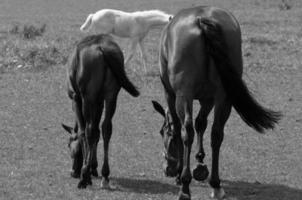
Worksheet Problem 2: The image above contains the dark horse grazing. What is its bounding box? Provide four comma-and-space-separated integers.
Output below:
62, 34, 139, 188
152, 6, 281, 200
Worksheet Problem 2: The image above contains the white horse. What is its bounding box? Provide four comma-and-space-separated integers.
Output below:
80, 9, 172, 73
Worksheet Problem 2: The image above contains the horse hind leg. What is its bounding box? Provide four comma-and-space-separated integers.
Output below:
209, 97, 231, 199
100, 95, 118, 189
78, 99, 103, 188
176, 95, 194, 200
90, 102, 104, 178
192, 99, 214, 182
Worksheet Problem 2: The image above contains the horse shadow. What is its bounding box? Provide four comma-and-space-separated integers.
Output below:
219, 180, 302, 200
107, 176, 179, 194
92, 176, 302, 199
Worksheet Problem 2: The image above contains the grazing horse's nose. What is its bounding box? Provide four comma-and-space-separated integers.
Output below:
163, 164, 178, 177
70, 169, 80, 178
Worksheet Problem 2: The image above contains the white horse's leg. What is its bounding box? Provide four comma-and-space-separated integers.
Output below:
210, 188, 225, 199
138, 38, 147, 73
125, 38, 139, 68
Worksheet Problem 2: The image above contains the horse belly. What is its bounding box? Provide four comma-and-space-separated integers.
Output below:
94, 22, 114, 34
113, 17, 138, 38
193, 81, 216, 100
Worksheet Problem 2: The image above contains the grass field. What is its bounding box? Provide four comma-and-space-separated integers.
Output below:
1, 0, 302, 199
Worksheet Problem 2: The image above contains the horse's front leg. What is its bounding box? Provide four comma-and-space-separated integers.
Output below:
209, 98, 231, 199
165, 92, 183, 185
192, 99, 214, 182
100, 96, 117, 189
71, 98, 86, 180
124, 38, 139, 68
138, 38, 147, 73
176, 96, 194, 200
70, 117, 82, 178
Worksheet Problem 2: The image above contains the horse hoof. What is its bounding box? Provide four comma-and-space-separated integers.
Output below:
87, 178, 92, 185
77, 180, 88, 189
101, 178, 110, 189
70, 170, 80, 178
193, 163, 209, 181
178, 191, 191, 200
91, 169, 99, 177
210, 188, 225, 199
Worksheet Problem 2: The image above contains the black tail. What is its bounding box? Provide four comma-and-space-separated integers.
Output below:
100, 46, 140, 97
198, 17, 282, 133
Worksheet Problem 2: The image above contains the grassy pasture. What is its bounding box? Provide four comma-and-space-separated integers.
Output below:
0, 0, 302, 199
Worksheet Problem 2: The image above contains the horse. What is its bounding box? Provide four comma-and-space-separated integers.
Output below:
80, 9, 173, 73
152, 6, 282, 200
61, 34, 139, 189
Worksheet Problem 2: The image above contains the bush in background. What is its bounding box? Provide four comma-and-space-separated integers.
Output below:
0, 23, 70, 72
9, 23, 47, 40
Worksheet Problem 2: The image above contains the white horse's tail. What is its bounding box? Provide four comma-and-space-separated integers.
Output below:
80, 14, 94, 32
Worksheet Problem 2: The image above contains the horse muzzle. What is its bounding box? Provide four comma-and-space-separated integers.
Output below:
70, 169, 80, 178
163, 164, 178, 177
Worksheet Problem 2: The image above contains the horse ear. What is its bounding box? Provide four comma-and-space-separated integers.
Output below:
152, 100, 165, 117
61, 123, 73, 134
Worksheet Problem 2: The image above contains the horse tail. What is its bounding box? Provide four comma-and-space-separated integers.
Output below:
99, 46, 140, 97
197, 17, 282, 133
80, 14, 93, 32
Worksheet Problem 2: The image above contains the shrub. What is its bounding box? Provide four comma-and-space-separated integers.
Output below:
279, 0, 291, 10
20, 45, 67, 70
9, 23, 47, 40
22, 24, 46, 39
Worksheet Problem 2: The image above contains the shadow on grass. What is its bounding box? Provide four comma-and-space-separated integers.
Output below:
92, 177, 302, 199
111, 176, 179, 194
222, 180, 302, 200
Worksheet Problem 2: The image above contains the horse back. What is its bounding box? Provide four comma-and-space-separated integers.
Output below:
160, 6, 243, 98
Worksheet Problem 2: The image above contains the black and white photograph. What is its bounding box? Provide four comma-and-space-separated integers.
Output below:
0, 0, 301, 199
